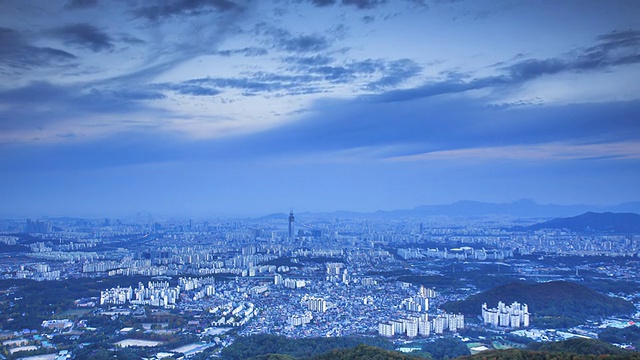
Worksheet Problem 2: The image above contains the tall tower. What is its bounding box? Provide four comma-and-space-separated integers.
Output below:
288, 209, 295, 241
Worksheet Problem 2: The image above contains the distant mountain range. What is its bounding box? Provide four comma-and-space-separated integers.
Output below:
257, 200, 640, 220
373, 199, 640, 219
525, 211, 640, 233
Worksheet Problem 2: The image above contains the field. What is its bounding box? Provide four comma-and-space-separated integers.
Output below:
114, 339, 163, 348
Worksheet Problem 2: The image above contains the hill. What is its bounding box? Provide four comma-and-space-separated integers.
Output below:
525, 212, 640, 233
459, 349, 639, 360
460, 338, 637, 360
310, 344, 423, 360
599, 325, 640, 348
220, 334, 394, 360
225, 338, 638, 360
442, 281, 635, 328
528, 338, 631, 355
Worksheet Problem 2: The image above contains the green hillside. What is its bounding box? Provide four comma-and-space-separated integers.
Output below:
528, 338, 631, 355
442, 281, 634, 327
223, 337, 639, 360
310, 344, 424, 360
458, 349, 639, 360
599, 325, 640, 348
220, 334, 394, 360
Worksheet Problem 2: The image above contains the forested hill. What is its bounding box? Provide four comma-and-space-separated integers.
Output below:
310, 344, 423, 360
233, 338, 639, 360
460, 338, 638, 360
220, 334, 395, 360
442, 281, 634, 327
527, 338, 631, 355
458, 348, 639, 360
525, 211, 640, 233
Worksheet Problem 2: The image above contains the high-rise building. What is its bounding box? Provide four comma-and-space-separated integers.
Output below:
25, 219, 51, 234
405, 319, 418, 337
307, 296, 327, 312
274, 273, 283, 285
288, 209, 295, 240
418, 318, 430, 336
378, 323, 394, 337
432, 317, 445, 334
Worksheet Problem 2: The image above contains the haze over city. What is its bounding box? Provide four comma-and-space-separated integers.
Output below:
1, 0, 639, 217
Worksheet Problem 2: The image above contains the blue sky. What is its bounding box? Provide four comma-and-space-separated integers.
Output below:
0, 0, 639, 217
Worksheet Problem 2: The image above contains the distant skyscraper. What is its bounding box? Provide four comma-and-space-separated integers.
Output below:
288, 209, 295, 240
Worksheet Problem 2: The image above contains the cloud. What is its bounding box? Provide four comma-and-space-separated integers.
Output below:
163, 84, 221, 96
0, 82, 166, 137
282, 56, 421, 88
0, 27, 76, 70
366, 59, 422, 90
593, 29, 640, 52
362, 15, 375, 24
50, 23, 114, 52
504, 30, 640, 80
163, 57, 420, 98
305, 0, 424, 9
167, 72, 325, 96
133, 0, 242, 20
254, 22, 334, 53
212, 47, 268, 56
342, 0, 387, 9
373, 30, 640, 103
64, 0, 99, 10
283, 55, 335, 66
1, 83, 637, 177
231, 95, 640, 164
388, 141, 640, 162
371, 75, 503, 102
306, 59, 380, 83
278, 34, 331, 53
309, 0, 336, 6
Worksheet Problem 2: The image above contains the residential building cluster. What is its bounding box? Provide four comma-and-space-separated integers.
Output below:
289, 312, 314, 326
378, 313, 465, 338
210, 302, 256, 327
303, 295, 328, 312
482, 301, 531, 328
100, 277, 216, 308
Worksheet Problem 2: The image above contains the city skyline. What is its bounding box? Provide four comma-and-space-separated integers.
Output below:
1, 0, 639, 217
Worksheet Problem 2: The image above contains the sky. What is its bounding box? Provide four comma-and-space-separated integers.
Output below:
0, 0, 639, 217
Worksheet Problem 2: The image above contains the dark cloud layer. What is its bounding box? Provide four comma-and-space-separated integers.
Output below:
213, 47, 268, 56
0, 82, 166, 133
133, 0, 241, 20
0, 27, 76, 70
253, 98, 638, 158
64, 0, 99, 10
342, 0, 387, 9
51, 23, 113, 52
306, 0, 424, 9
274, 32, 331, 53
254, 23, 333, 54
2, 96, 637, 172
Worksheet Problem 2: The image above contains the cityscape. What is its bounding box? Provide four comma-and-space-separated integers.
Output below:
1, 0, 639, 359
0, 208, 639, 359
